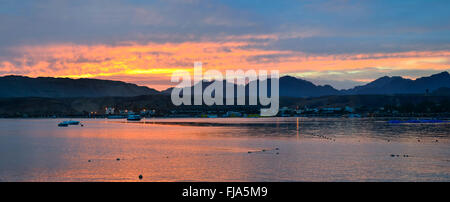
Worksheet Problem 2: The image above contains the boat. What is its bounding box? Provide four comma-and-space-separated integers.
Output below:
57, 120, 81, 127
127, 114, 142, 121
65, 120, 80, 125
58, 122, 69, 127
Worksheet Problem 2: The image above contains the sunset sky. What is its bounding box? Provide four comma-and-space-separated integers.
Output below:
0, 0, 449, 90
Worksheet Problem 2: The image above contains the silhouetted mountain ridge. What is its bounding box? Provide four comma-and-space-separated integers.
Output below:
1, 71, 449, 98
0, 75, 159, 98
343, 71, 450, 95
163, 76, 341, 98
163, 72, 449, 98
276, 75, 340, 97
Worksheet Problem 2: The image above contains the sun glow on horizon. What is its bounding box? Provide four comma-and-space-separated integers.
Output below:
0, 41, 449, 90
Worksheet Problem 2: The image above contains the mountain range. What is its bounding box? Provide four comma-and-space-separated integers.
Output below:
164, 71, 450, 97
0, 75, 159, 98
342, 71, 450, 95
0, 71, 449, 98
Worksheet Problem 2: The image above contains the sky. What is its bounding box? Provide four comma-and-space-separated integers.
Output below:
0, 0, 449, 90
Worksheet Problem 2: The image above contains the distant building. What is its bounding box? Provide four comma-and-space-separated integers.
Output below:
344, 106, 354, 113
304, 108, 319, 113
279, 107, 295, 116
119, 109, 134, 115
321, 107, 341, 113
105, 107, 115, 115
140, 109, 156, 116
225, 111, 242, 117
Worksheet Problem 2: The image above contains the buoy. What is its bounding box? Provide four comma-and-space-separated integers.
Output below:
139, 174, 143, 180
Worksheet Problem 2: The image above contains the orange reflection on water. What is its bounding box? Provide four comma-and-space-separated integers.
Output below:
0, 118, 448, 181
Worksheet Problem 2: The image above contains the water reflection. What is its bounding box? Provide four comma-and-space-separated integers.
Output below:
133, 117, 449, 142
0, 118, 448, 182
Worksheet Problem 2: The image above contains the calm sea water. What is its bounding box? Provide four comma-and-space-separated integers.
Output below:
0, 117, 449, 182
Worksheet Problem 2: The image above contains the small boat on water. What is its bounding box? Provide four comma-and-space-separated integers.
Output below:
57, 120, 81, 127
58, 122, 69, 127
127, 114, 142, 121
65, 120, 80, 125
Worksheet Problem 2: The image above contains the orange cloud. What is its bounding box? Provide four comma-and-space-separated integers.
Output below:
1, 40, 449, 90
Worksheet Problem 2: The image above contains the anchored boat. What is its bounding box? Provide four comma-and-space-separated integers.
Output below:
57, 120, 81, 127
65, 120, 80, 125
58, 122, 69, 127
127, 114, 142, 121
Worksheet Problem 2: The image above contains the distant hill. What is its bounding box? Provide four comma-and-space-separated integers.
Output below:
2, 71, 449, 98
0, 75, 159, 98
277, 76, 341, 97
163, 72, 450, 98
343, 71, 450, 95
260, 72, 450, 97
163, 76, 341, 98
